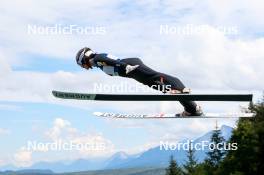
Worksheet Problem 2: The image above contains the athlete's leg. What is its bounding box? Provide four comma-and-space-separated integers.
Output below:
120, 58, 201, 115
159, 74, 200, 115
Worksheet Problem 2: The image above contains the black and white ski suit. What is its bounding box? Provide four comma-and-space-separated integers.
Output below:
91, 53, 198, 114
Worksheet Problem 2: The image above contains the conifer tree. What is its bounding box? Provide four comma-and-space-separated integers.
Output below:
219, 96, 264, 174
183, 142, 198, 175
166, 155, 182, 175
204, 122, 226, 174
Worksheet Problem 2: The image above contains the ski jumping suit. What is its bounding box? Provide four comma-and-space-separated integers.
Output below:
91, 53, 198, 114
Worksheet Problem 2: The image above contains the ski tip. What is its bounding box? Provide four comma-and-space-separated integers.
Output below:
52, 90, 63, 99
52, 90, 57, 97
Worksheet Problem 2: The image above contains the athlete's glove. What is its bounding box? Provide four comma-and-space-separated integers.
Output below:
125, 65, 139, 74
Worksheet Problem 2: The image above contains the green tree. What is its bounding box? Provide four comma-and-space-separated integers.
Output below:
204, 123, 226, 174
219, 97, 264, 175
183, 142, 198, 175
166, 155, 182, 175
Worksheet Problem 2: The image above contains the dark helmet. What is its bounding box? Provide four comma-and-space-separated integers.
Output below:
76, 47, 94, 67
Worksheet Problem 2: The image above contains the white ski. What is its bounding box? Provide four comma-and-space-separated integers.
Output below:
93, 112, 254, 119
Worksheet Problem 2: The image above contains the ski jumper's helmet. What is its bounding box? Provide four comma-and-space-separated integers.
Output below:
76, 47, 94, 67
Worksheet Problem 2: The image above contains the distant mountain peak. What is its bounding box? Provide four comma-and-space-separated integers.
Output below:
0, 125, 235, 172
221, 124, 233, 130
220, 125, 233, 140
110, 151, 129, 160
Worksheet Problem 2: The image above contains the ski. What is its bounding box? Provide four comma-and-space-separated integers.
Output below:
52, 91, 253, 101
93, 112, 254, 119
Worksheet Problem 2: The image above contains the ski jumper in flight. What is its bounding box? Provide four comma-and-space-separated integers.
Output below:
76, 47, 203, 116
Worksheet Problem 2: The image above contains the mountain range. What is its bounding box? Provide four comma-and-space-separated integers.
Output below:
0, 125, 233, 173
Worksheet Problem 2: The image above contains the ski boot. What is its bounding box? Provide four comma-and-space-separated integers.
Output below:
170, 88, 191, 94
181, 105, 204, 116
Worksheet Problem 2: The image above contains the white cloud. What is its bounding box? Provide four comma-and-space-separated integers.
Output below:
44, 118, 114, 158
0, 128, 10, 136
71, 134, 115, 157
0, 0, 263, 105
0, 159, 5, 166
45, 118, 72, 141
104, 113, 237, 153
0, 0, 263, 165
0, 51, 12, 77
9, 118, 115, 165
0, 0, 123, 62
13, 149, 32, 167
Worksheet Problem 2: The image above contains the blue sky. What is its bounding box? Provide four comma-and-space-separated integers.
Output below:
0, 101, 148, 150
0, 0, 264, 168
